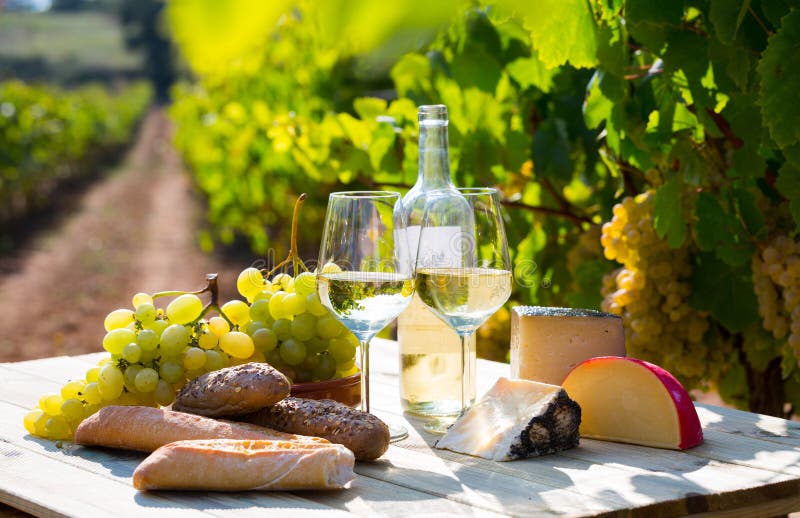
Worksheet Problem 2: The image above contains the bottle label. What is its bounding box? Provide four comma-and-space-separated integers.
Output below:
404, 225, 466, 267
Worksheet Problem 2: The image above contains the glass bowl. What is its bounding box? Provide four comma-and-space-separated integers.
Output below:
290, 373, 361, 407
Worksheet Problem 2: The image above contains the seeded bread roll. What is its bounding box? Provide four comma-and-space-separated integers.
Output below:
74, 406, 327, 452
173, 363, 290, 417
133, 439, 355, 491
239, 397, 390, 461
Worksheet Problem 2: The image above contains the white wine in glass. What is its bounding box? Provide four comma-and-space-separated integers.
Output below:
317, 191, 414, 441
415, 187, 512, 434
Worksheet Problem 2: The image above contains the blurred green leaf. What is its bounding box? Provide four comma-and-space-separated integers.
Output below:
504, 0, 598, 68
506, 53, 554, 92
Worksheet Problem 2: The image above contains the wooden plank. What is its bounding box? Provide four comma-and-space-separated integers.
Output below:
370, 402, 800, 517
696, 403, 800, 448
355, 445, 617, 518
0, 402, 352, 518
5, 347, 800, 517
0, 439, 356, 518
364, 342, 800, 515
691, 495, 800, 518
0, 400, 503, 518
0, 365, 63, 410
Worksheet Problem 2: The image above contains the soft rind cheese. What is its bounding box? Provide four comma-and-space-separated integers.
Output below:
510, 306, 625, 385
435, 378, 581, 461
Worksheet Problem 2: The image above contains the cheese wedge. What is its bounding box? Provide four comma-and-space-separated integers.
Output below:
510, 306, 625, 385
561, 357, 703, 449
435, 378, 581, 461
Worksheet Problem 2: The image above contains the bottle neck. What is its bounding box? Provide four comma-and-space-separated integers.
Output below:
416, 120, 454, 191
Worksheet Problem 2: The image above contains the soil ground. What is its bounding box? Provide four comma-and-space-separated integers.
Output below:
0, 109, 245, 362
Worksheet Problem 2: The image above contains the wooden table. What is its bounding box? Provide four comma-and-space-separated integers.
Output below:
2, 339, 800, 517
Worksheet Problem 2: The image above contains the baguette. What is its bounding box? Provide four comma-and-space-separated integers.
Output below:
239, 397, 390, 461
173, 363, 290, 417
133, 439, 354, 491
74, 406, 327, 452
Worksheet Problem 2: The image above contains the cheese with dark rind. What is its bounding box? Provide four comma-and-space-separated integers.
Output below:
510, 305, 625, 385
435, 378, 581, 461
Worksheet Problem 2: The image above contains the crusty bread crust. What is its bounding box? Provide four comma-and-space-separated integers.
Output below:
133, 439, 355, 491
240, 397, 390, 461
74, 406, 327, 452
173, 363, 290, 417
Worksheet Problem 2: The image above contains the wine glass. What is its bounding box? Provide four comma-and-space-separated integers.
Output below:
317, 191, 414, 441
415, 187, 512, 434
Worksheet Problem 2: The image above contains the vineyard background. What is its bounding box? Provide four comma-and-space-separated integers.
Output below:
1, 0, 799, 418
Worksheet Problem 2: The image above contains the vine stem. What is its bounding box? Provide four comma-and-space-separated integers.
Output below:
152, 273, 236, 327
501, 200, 593, 225
748, 6, 773, 37
265, 193, 310, 278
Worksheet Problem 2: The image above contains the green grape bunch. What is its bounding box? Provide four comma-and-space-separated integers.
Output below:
24, 195, 358, 442
752, 235, 800, 355
600, 192, 719, 387
24, 266, 360, 442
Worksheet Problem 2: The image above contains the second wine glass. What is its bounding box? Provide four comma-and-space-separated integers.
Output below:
316, 191, 414, 441
415, 187, 512, 434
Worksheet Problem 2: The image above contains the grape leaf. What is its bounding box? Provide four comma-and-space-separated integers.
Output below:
732, 185, 766, 237
532, 119, 573, 179
689, 253, 759, 332
506, 54, 555, 92
725, 94, 766, 178
708, 36, 752, 92
694, 192, 729, 251
775, 162, 800, 231
664, 31, 713, 108
760, 0, 800, 28
710, 0, 751, 44
451, 42, 503, 93
584, 71, 614, 129
625, 0, 683, 51
166, 0, 291, 76
595, 20, 627, 76
653, 177, 686, 248
757, 9, 800, 153
694, 191, 754, 266
507, 0, 598, 69
353, 97, 388, 122
390, 54, 431, 97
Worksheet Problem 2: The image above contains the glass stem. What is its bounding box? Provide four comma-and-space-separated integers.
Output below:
459, 333, 471, 415
360, 339, 370, 413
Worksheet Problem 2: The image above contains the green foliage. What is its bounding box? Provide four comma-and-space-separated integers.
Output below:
758, 9, 800, 167
168, 0, 800, 415
0, 80, 152, 223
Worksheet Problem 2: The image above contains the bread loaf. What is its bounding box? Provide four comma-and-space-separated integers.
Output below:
173, 363, 290, 417
239, 397, 390, 461
74, 406, 327, 452
133, 439, 354, 491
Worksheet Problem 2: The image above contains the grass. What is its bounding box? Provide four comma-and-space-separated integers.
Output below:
0, 11, 144, 84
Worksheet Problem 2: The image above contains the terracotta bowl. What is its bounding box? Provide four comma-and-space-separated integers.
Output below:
290, 373, 361, 408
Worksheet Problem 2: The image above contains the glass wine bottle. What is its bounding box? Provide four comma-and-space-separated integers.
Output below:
398, 104, 476, 417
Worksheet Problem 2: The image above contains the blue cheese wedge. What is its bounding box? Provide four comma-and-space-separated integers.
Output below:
435, 378, 581, 461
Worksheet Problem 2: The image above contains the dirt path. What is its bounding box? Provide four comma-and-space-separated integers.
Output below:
0, 109, 243, 362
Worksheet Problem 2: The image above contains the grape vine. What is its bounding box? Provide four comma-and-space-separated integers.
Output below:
167, 1, 800, 416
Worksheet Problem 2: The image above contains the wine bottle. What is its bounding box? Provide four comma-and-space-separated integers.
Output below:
398, 104, 476, 417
